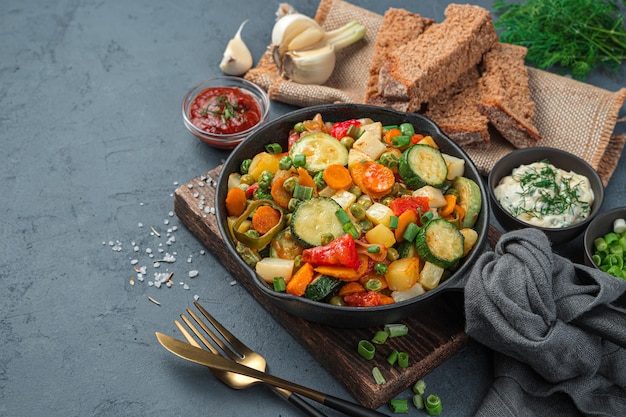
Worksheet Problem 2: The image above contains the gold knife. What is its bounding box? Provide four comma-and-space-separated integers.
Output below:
155, 332, 389, 417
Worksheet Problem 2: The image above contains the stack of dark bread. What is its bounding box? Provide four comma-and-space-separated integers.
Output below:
365, 4, 541, 149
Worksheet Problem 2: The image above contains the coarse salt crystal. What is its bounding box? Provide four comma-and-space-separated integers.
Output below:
189, 270, 199, 278
130, 259, 138, 265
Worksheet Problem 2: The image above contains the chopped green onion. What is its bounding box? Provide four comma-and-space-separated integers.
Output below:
402, 222, 419, 242
367, 245, 381, 254
372, 367, 386, 385
420, 210, 434, 224
383, 124, 399, 131
412, 379, 426, 395
357, 340, 375, 360
594, 237, 608, 252
412, 394, 424, 409
343, 222, 360, 239
335, 209, 351, 225
614, 218, 626, 234
346, 124, 361, 138
265, 143, 283, 154
387, 350, 398, 366
293, 153, 306, 168
273, 277, 286, 292
389, 215, 399, 229
293, 184, 313, 200
279, 156, 292, 170
371, 330, 389, 345
399, 123, 415, 137
384, 323, 408, 338
397, 352, 409, 368
240, 159, 252, 174
389, 399, 409, 414
391, 135, 411, 148
425, 394, 442, 416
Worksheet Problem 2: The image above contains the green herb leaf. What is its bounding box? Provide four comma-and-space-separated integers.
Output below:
494, 0, 626, 79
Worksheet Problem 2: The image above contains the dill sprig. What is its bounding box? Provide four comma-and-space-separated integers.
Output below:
493, 0, 626, 79
201, 94, 243, 123
511, 161, 590, 219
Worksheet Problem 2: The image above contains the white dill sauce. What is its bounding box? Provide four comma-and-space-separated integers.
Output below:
494, 161, 594, 228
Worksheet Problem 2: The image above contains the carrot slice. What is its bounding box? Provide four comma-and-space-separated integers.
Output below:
251, 205, 281, 235
314, 254, 369, 282
270, 175, 293, 209
225, 187, 247, 217
439, 194, 457, 217
337, 281, 366, 296
323, 164, 352, 189
384, 128, 402, 146
297, 167, 318, 195
361, 162, 395, 196
379, 294, 395, 305
394, 209, 418, 242
286, 262, 315, 296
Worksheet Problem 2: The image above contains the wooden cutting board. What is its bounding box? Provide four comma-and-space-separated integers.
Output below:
174, 166, 498, 409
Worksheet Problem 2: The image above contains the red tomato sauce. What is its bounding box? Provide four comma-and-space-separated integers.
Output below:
189, 87, 261, 135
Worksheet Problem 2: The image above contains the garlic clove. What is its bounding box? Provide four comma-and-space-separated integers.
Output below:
219, 20, 253, 76
281, 44, 336, 85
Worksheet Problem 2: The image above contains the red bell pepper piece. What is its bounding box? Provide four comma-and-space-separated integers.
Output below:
343, 291, 381, 307
330, 119, 360, 140
389, 196, 429, 216
301, 233, 360, 270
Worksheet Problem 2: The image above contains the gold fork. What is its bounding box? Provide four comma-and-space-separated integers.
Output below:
176, 301, 327, 417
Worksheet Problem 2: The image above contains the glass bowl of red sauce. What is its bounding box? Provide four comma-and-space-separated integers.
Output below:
182, 76, 270, 149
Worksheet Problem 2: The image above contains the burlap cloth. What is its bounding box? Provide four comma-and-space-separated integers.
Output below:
245, 0, 626, 186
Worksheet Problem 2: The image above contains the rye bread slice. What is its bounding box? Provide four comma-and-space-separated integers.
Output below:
377, 4, 498, 112
365, 8, 434, 105
424, 66, 491, 149
478, 43, 541, 148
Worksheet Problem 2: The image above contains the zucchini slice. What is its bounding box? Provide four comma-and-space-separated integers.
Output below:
398, 144, 448, 189
304, 275, 342, 302
290, 197, 345, 247
289, 132, 349, 173
451, 177, 482, 228
415, 218, 464, 268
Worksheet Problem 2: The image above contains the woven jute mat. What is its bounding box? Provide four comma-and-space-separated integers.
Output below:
245, 0, 626, 186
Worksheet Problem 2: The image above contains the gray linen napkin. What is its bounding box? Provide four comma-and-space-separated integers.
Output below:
464, 228, 626, 417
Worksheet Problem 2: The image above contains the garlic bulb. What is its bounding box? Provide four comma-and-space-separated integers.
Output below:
219, 20, 253, 76
271, 13, 365, 85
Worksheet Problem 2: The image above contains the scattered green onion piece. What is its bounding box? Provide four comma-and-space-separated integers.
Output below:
391, 135, 411, 148
413, 394, 424, 410
346, 124, 361, 138
371, 330, 389, 345
389, 215, 399, 229
335, 209, 351, 225
592, 254, 602, 266
293, 153, 306, 168
278, 155, 292, 170
357, 340, 375, 360
389, 399, 409, 414
265, 143, 283, 154
385, 323, 409, 338
343, 222, 360, 239
273, 277, 286, 292
399, 123, 415, 137
240, 159, 252, 174
383, 124, 399, 132
372, 367, 386, 385
425, 394, 442, 416
387, 349, 398, 366
605, 232, 619, 245
421, 210, 434, 224
367, 245, 381, 254
293, 184, 313, 200
293, 122, 306, 133
412, 379, 426, 395
402, 222, 419, 242
397, 352, 409, 368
